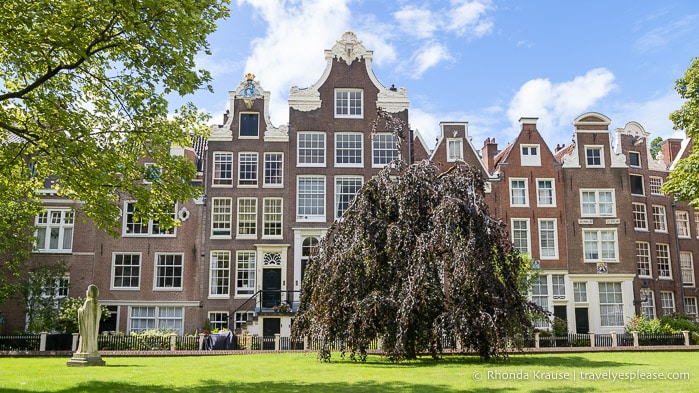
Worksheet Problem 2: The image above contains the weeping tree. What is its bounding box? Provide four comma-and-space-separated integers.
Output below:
293, 110, 540, 362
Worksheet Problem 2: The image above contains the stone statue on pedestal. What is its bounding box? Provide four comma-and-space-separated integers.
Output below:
67, 285, 105, 367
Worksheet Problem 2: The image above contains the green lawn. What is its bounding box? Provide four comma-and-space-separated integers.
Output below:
0, 352, 696, 392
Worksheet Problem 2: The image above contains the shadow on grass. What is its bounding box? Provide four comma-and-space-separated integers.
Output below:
361, 354, 640, 369
0, 380, 603, 393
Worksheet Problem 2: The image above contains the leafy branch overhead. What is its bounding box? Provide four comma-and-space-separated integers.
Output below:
293, 110, 540, 362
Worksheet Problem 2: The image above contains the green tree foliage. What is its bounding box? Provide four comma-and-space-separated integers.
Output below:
663, 57, 699, 202
294, 111, 539, 362
58, 296, 110, 333
650, 136, 663, 160
21, 261, 69, 333
0, 0, 229, 299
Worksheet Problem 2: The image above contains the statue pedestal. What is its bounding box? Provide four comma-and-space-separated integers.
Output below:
66, 352, 105, 367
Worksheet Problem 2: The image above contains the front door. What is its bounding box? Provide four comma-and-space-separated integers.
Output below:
575, 307, 589, 334
262, 318, 280, 350
262, 268, 281, 308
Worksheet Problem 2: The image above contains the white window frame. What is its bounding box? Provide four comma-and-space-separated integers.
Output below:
509, 179, 529, 207
652, 205, 668, 232
128, 306, 183, 334
599, 282, 624, 327
676, 210, 691, 238
297, 132, 326, 167
210, 197, 232, 238
334, 89, 363, 118
632, 203, 648, 231
629, 151, 641, 167
234, 311, 254, 331
531, 275, 550, 328
112, 252, 141, 290
585, 145, 604, 168
536, 179, 555, 207
263, 152, 284, 187
335, 176, 363, 220
235, 251, 256, 297
649, 176, 664, 195
262, 198, 283, 239
239, 112, 260, 138
372, 133, 400, 168
660, 291, 675, 316
212, 152, 233, 186
447, 138, 464, 162
551, 274, 565, 299
680, 251, 695, 287
641, 289, 656, 320
656, 243, 672, 279
573, 282, 587, 303
123, 202, 176, 237
520, 144, 541, 166
153, 253, 184, 291
636, 241, 652, 278
335, 132, 363, 167
684, 297, 698, 321
34, 208, 75, 253
297, 176, 326, 222
209, 251, 230, 298
582, 229, 618, 262
236, 198, 257, 238
538, 218, 558, 259
511, 218, 530, 255
208, 311, 229, 331
580, 190, 615, 217
238, 152, 258, 187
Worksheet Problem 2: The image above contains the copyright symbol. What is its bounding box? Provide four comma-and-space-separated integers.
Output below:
473, 371, 482, 381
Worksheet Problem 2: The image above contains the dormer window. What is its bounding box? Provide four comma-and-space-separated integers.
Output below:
585, 146, 604, 168
335, 89, 363, 118
629, 151, 641, 167
447, 139, 463, 162
521, 144, 541, 166
240, 113, 259, 138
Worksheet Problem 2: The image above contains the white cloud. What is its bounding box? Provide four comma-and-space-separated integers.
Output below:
446, 0, 494, 38
393, 5, 437, 39
409, 41, 452, 78
507, 68, 616, 143
409, 108, 440, 149
610, 90, 684, 140
634, 15, 697, 53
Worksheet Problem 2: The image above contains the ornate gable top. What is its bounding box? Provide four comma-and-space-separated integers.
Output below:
328, 31, 371, 65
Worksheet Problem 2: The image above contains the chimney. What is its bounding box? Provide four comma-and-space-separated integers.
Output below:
223, 109, 230, 124
659, 138, 683, 165
481, 137, 498, 173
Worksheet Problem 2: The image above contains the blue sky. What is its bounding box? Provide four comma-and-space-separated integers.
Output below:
171, 0, 699, 151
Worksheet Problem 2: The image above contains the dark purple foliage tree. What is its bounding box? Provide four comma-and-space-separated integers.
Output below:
293, 110, 539, 362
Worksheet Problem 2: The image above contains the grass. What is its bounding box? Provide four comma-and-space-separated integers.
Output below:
0, 351, 697, 392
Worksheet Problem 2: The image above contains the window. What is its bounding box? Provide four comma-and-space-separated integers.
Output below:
684, 297, 698, 321
38, 276, 69, 302
34, 209, 74, 252
629, 151, 641, 167
208, 312, 228, 331
263, 153, 283, 186
143, 163, 161, 184
573, 282, 587, 303
676, 210, 691, 238
238, 152, 258, 186
636, 242, 652, 277
447, 139, 463, 162
531, 275, 549, 328
656, 243, 671, 278
211, 198, 232, 238
511, 219, 530, 254
234, 311, 254, 331
599, 282, 623, 327
123, 202, 175, 236
630, 175, 645, 196
240, 113, 259, 137
335, 89, 363, 118
538, 219, 558, 258
649, 176, 663, 195
372, 133, 399, 167
154, 253, 183, 290
301, 237, 319, 285
536, 179, 555, 207
335, 133, 363, 166
632, 203, 648, 231
262, 198, 283, 238
297, 176, 325, 221
112, 253, 141, 289
209, 251, 230, 297
236, 251, 256, 296
660, 291, 675, 316
237, 198, 257, 237
335, 176, 363, 219
129, 306, 183, 334
681, 252, 695, 287
585, 146, 603, 167
521, 144, 541, 166
580, 190, 615, 217
552, 275, 565, 299
641, 289, 655, 320
212, 152, 233, 185
510, 179, 528, 207
298, 132, 326, 166
583, 229, 617, 262
652, 205, 668, 232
